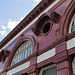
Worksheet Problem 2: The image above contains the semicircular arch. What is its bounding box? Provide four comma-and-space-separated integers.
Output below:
5, 35, 36, 68
61, 1, 75, 36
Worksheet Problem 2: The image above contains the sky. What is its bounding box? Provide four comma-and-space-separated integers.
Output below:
0, 0, 41, 42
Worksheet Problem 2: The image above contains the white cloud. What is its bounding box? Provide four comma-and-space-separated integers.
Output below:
7, 19, 19, 30
2, 25, 6, 30
0, 25, 6, 36
0, 30, 6, 36
0, 17, 24, 36
33, 0, 41, 2
20, 17, 24, 21
7, 17, 24, 30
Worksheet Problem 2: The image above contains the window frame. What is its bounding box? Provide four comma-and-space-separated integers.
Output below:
11, 41, 32, 66
69, 14, 75, 33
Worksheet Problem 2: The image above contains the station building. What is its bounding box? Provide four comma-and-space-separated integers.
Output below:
0, 0, 75, 75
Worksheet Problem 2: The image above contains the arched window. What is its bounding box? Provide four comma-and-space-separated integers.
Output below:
69, 14, 75, 33
11, 41, 32, 66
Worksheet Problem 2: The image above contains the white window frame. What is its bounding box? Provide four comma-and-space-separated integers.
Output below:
69, 14, 75, 33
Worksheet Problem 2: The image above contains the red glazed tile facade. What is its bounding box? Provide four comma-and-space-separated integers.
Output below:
0, 0, 75, 75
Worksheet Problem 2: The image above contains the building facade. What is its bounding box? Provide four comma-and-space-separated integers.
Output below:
0, 0, 75, 75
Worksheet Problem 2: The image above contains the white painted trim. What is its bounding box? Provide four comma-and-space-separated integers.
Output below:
67, 37, 75, 50
39, 64, 56, 75
0, 0, 60, 51
7, 61, 30, 75
37, 48, 55, 63
69, 14, 75, 33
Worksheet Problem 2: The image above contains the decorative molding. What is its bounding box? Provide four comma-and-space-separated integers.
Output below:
32, 13, 53, 36
0, 49, 10, 62
50, 11, 60, 23
55, 41, 67, 54
53, 50, 68, 64
68, 47, 75, 56
61, 0, 75, 36
33, 11, 60, 36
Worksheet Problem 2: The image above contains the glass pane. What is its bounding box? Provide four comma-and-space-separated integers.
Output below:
72, 27, 75, 32
29, 46, 32, 55
11, 41, 32, 66
26, 49, 29, 57
23, 44, 24, 50
72, 20, 74, 27
24, 50, 26, 59
71, 15, 75, 33
42, 67, 57, 75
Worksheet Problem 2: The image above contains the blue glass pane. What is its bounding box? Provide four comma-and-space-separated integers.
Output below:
26, 49, 29, 57
29, 47, 31, 55
23, 45, 24, 49
24, 51, 26, 59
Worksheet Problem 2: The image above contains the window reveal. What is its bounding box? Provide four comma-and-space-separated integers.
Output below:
42, 23, 52, 34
